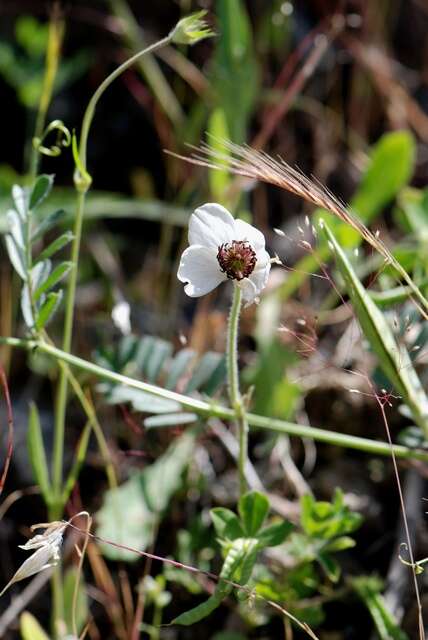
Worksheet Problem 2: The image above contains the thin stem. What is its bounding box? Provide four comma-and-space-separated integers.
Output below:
52, 189, 86, 509
50, 564, 64, 640
60, 361, 118, 491
78, 34, 171, 170
109, 0, 184, 126
52, 33, 173, 511
226, 285, 249, 495
3, 336, 428, 463
227, 284, 242, 407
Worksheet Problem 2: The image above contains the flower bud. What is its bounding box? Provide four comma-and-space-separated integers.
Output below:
170, 11, 215, 45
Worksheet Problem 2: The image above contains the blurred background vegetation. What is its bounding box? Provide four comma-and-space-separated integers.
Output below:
1, 1, 428, 638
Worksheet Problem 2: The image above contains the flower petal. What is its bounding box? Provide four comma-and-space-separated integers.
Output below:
255, 247, 271, 268
188, 203, 235, 249
177, 245, 226, 297
233, 218, 266, 251
238, 278, 258, 304
238, 260, 271, 305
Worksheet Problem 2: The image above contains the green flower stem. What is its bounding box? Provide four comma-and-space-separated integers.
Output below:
52, 189, 86, 511
51, 565, 64, 639
3, 337, 426, 462
51, 33, 174, 514
109, 0, 184, 126
226, 284, 249, 496
78, 34, 171, 170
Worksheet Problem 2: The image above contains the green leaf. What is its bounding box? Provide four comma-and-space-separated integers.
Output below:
246, 339, 299, 418
394, 186, 428, 233
12, 184, 29, 221
29, 175, 54, 210
256, 520, 294, 548
212, 0, 259, 142
35, 290, 63, 330
61, 423, 91, 505
369, 284, 428, 308
96, 472, 157, 562
171, 591, 226, 626
20, 612, 50, 640
234, 538, 259, 585
31, 209, 66, 241
323, 535, 357, 552
323, 222, 428, 437
144, 338, 172, 383
20, 284, 34, 328
300, 490, 362, 539
36, 231, 74, 263
210, 507, 244, 540
238, 491, 269, 536
97, 432, 195, 561
172, 537, 257, 626
63, 567, 89, 635
30, 259, 51, 293
142, 431, 196, 512
102, 384, 181, 414
185, 352, 224, 393
353, 576, 409, 640
165, 349, 196, 390
352, 131, 415, 223
6, 208, 25, 249
143, 412, 198, 429
317, 553, 340, 582
34, 261, 72, 301
208, 109, 232, 205
27, 403, 51, 503
5, 233, 27, 280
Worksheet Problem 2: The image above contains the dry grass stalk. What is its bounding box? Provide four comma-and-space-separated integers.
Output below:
168, 139, 428, 319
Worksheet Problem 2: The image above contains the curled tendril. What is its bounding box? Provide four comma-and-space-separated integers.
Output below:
398, 542, 427, 574
32, 119, 72, 157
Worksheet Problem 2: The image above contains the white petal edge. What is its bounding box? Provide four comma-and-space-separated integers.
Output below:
177, 245, 226, 297
188, 203, 235, 249
233, 218, 266, 251
238, 278, 258, 305
238, 261, 271, 305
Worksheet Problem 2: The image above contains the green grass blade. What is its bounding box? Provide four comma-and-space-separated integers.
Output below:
27, 403, 52, 504
323, 222, 428, 437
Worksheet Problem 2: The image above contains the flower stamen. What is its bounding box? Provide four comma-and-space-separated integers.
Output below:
217, 240, 257, 281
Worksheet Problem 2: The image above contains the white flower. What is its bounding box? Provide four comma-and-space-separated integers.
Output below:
177, 203, 271, 305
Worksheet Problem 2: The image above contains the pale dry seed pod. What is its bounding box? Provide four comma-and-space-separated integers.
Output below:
0, 521, 67, 597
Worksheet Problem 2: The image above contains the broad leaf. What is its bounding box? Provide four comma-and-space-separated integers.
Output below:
238, 491, 269, 536
256, 520, 294, 548
97, 432, 195, 561
211, 507, 244, 540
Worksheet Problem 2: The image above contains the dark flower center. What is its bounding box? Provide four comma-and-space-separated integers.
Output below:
217, 240, 257, 281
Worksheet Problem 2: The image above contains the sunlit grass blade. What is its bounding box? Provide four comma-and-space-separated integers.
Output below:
322, 221, 428, 438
